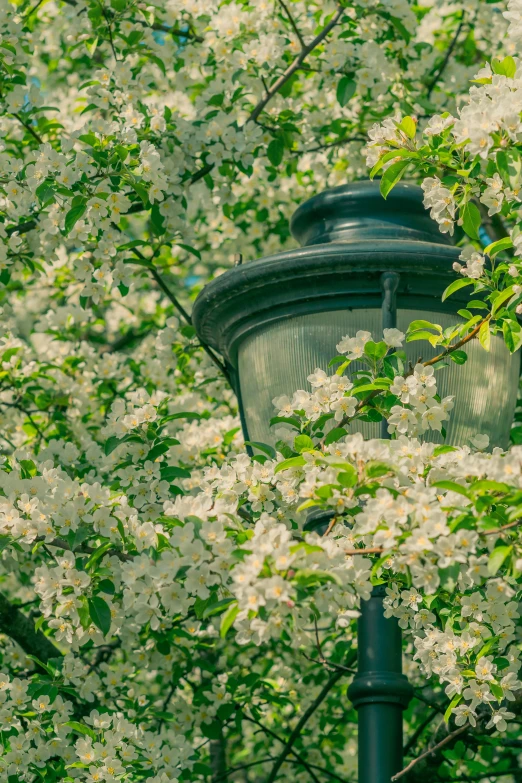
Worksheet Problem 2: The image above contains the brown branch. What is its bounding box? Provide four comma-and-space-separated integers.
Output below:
0, 591, 61, 666
12, 113, 43, 145
391, 725, 467, 781
102, 7, 119, 62
210, 724, 227, 783
344, 546, 384, 556
305, 135, 367, 152
241, 713, 321, 783
265, 667, 346, 783
139, 258, 231, 382
277, 0, 306, 49
246, 5, 344, 124
423, 315, 490, 367
426, 13, 465, 98
404, 710, 439, 755
482, 519, 521, 536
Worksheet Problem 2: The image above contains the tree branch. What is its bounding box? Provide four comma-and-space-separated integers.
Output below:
277, 0, 306, 49
210, 724, 227, 783
304, 135, 367, 152
134, 255, 231, 382
246, 5, 344, 124
12, 113, 43, 145
0, 591, 61, 666
426, 13, 465, 98
391, 725, 467, 781
241, 712, 321, 783
265, 667, 346, 783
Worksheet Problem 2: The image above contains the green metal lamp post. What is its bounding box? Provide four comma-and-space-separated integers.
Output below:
193, 181, 521, 781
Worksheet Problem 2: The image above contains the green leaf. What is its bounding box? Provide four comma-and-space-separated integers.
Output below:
478, 319, 491, 352
492, 286, 514, 316
88, 596, 112, 636
444, 694, 462, 724
490, 682, 504, 702
269, 416, 301, 429
85, 36, 98, 56
364, 340, 388, 360
449, 350, 467, 364
398, 115, 416, 139
148, 438, 180, 461
35, 180, 56, 205
460, 201, 481, 240
379, 159, 410, 199
220, 603, 239, 638
293, 568, 342, 587
492, 55, 516, 78
244, 441, 277, 458
407, 320, 442, 333
274, 456, 307, 474
64, 721, 97, 741
85, 542, 113, 571
369, 148, 413, 179
160, 466, 191, 481
159, 412, 201, 425
202, 597, 236, 620
104, 433, 142, 455
176, 243, 201, 260
484, 237, 513, 257
338, 467, 357, 488
336, 76, 356, 106
431, 480, 470, 498
131, 180, 149, 206
488, 545, 512, 575
294, 434, 314, 453
366, 461, 393, 478
441, 277, 475, 302
267, 138, 284, 167
503, 319, 522, 353
64, 203, 87, 235
324, 427, 347, 446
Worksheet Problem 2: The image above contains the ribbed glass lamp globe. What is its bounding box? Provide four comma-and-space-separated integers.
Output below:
193, 182, 520, 449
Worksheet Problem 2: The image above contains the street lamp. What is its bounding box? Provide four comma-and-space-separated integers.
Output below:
193, 181, 520, 782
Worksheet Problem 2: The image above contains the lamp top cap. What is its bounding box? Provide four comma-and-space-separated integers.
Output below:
289, 180, 451, 247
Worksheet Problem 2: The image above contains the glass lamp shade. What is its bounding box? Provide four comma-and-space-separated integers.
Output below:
193, 182, 520, 450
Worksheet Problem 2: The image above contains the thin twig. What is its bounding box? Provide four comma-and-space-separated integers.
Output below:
137, 257, 231, 382
102, 7, 119, 62
265, 668, 346, 783
246, 5, 344, 124
404, 709, 439, 755
241, 713, 321, 783
482, 519, 521, 536
277, 0, 306, 49
391, 725, 467, 780
305, 135, 367, 152
22, 0, 45, 19
426, 13, 465, 98
12, 113, 43, 145
344, 547, 384, 556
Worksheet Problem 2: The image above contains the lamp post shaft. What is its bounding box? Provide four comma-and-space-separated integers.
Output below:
348, 272, 412, 783
348, 587, 412, 782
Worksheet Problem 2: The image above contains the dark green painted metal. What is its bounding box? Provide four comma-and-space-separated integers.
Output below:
346, 271, 412, 783
349, 586, 413, 783
192, 182, 462, 379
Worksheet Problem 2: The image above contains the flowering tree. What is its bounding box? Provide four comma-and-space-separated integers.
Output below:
0, 1, 521, 783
